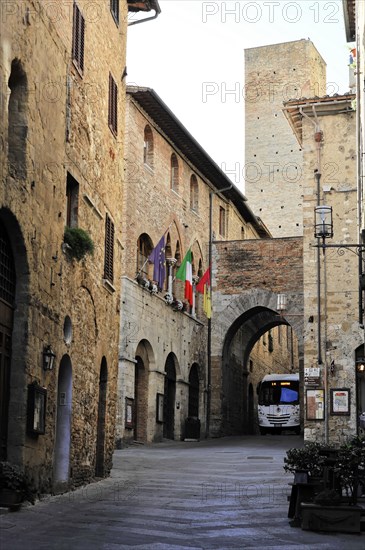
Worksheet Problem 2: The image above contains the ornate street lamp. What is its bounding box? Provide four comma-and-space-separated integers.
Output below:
314, 205, 333, 243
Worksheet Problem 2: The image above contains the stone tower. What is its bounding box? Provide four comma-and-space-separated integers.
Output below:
244, 39, 327, 237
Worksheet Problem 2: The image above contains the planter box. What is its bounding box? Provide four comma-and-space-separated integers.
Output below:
0, 488, 23, 510
301, 503, 362, 533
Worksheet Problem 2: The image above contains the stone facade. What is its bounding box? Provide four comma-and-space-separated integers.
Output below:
245, 39, 326, 238
285, 95, 362, 444
210, 237, 303, 436
0, 0, 150, 495
116, 87, 269, 444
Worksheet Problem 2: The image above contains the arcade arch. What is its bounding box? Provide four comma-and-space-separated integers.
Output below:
210, 290, 303, 437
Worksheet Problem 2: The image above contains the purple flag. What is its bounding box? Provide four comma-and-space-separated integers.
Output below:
148, 235, 165, 290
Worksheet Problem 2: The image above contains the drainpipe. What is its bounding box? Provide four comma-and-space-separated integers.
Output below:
356, 40, 364, 325
206, 182, 233, 438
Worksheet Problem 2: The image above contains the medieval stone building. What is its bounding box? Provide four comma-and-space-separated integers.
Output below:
116, 85, 273, 444
283, 94, 360, 444
0, 0, 158, 495
244, 39, 327, 238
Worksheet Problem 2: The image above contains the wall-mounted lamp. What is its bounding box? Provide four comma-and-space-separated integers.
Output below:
43, 345, 56, 371
277, 293, 287, 313
356, 359, 365, 373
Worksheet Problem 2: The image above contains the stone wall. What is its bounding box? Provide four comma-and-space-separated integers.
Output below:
299, 102, 362, 444
116, 93, 264, 443
0, 0, 127, 493
209, 237, 303, 436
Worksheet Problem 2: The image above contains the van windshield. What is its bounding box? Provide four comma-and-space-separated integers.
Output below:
258, 380, 299, 406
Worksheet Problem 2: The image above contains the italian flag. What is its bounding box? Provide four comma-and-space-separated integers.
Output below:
176, 249, 193, 306
196, 267, 211, 319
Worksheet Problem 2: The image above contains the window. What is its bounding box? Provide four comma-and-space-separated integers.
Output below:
110, 0, 119, 24
104, 214, 114, 283
219, 206, 226, 237
66, 173, 79, 228
137, 233, 153, 277
164, 233, 172, 260
190, 175, 199, 212
108, 73, 118, 136
268, 330, 273, 353
143, 125, 154, 168
170, 154, 179, 192
8, 59, 27, 180
72, 3, 85, 74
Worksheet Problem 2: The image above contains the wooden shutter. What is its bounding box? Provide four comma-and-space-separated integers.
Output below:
108, 73, 118, 136
104, 214, 114, 283
72, 3, 85, 74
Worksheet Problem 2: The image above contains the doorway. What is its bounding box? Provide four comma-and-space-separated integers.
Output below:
95, 358, 107, 477
163, 354, 176, 439
0, 221, 16, 460
54, 356, 72, 487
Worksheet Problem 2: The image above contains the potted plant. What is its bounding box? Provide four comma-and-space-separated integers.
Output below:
334, 435, 365, 505
284, 442, 328, 480
0, 461, 35, 508
63, 227, 94, 262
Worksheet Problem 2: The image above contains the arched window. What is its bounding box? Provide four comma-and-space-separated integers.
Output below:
190, 175, 199, 212
143, 125, 154, 168
8, 59, 28, 180
174, 240, 181, 266
165, 233, 172, 258
170, 154, 179, 192
137, 233, 153, 277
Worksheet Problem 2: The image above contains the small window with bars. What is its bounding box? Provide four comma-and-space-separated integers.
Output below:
104, 214, 115, 283
110, 0, 119, 24
72, 3, 85, 75
108, 73, 118, 136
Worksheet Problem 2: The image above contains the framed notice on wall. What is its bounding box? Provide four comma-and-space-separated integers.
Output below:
156, 393, 164, 423
27, 383, 47, 435
306, 388, 325, 420
330, 388, 350, 415
125, 397, 134, 429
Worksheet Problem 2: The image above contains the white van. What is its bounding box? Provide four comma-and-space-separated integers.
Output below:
257, 373, 300, 435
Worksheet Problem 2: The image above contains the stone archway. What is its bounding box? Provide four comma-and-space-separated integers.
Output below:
210, 238, 304, 437
210, 290, 303, 437
0, 221, 16, 460
0, 209, 29, 463
134, 339, 155, 443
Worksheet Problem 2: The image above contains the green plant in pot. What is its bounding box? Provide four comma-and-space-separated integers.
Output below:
0, 461, 35, 507
334, 435, 365, 505
63, 227, 94, 262
284, 442, 327, 479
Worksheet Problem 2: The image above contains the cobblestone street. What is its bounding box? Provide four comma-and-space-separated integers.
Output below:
1, 435, 364, 549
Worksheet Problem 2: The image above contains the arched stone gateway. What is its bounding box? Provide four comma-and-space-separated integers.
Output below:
210, 238, 304, 437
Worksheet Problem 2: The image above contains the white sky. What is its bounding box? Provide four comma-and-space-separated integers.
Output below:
126, 0, 353, 192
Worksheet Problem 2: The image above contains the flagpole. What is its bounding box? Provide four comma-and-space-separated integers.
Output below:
206, 183, 233, 439
135, 222, 174, 279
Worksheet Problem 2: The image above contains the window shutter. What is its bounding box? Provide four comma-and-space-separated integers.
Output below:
72, 3, 85, 74
104, 214, 114, 283
108, 73, 118, 135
